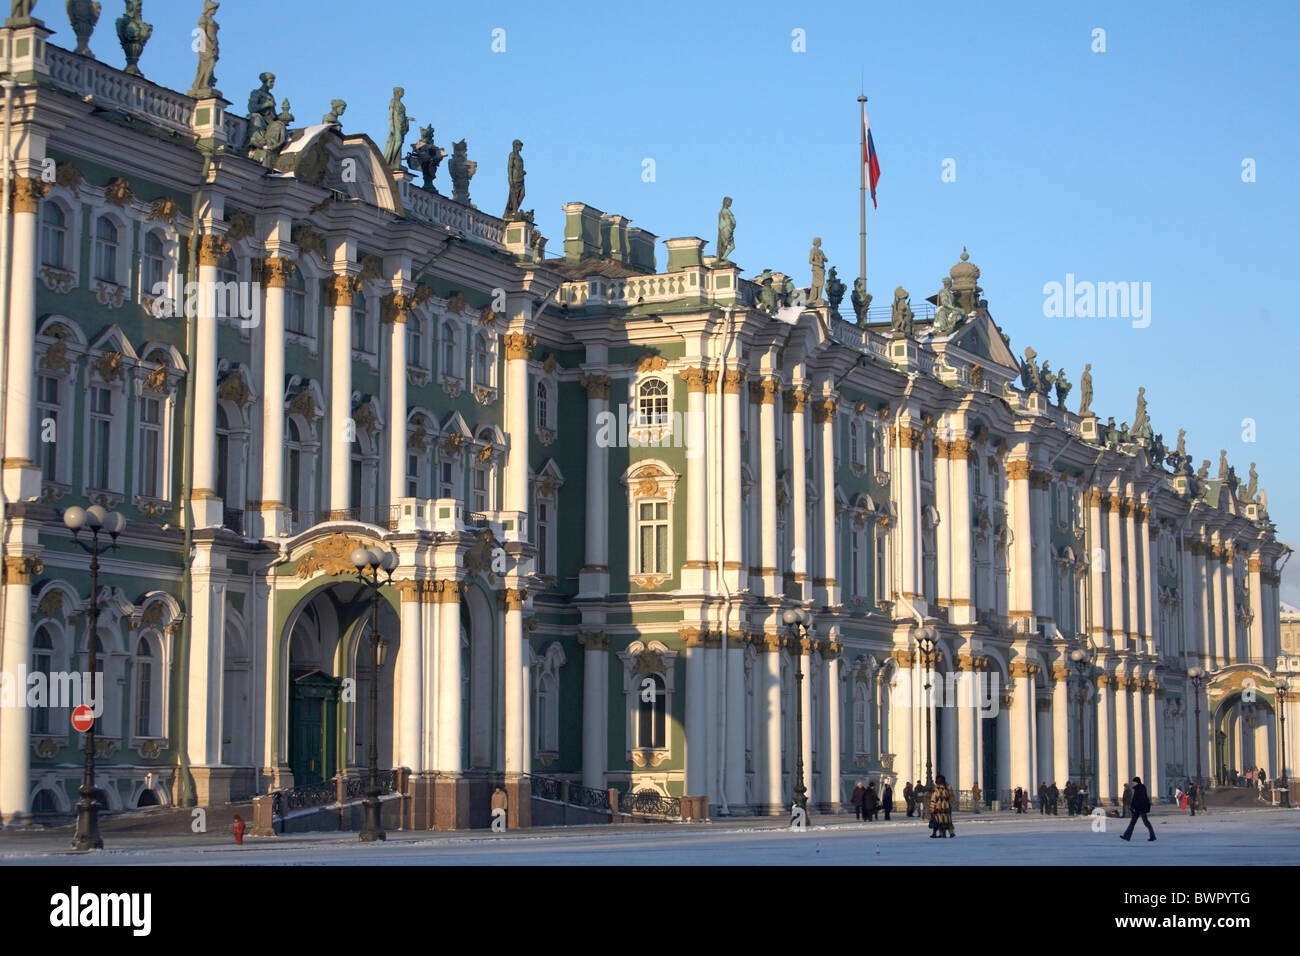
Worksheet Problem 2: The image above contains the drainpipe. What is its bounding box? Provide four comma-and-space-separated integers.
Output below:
173, 151, 214, 806
714, 306, 736, 814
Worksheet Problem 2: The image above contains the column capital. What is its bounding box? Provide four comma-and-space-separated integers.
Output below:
756, 633, 784, 653
891, 648, 915, 667
326, 273, 361, 308
197, 233, 232, 266
382, 291, 418, 324
1010, 659, 1033, 678
1087, 487, 1105, 507
1096, 673, 1111, 688
749, 379, 779, 405
498, 587, 527, 611
580, 374, 612, 399
1006, 459, 1032, 481
722, 369, 747, 395
431, 578, 464, 603
1051, 664, 1070, 681
2, 555, 44, 585
262, 256, 297, 289
679, 625, 710, 648
10, 175, 49, 214
898, 426, 925, 450
784, 387, 810, 412
811, 396, 840, 424
577, 630, 610, 651
395, 579, 423, 603
504, 332, 537, 360
679, 367, 708, 393
1029, 469, 1053, 490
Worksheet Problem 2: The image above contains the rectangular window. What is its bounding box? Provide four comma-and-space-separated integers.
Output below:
350, 457, 363, 512
139, 397, 161, 499
135, 661, 153, 737
638, 501, 668, 575
37, 374, 58, 481
89, 388, 113, 491
407, 453, 419, 498
472, 466, 487, 512
440, 461, 457, 501
537, 501, 549, 575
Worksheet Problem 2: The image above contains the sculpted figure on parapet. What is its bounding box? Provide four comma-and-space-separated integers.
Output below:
1078, 363, 1093, 416
890, 286, 914, 337
715, 196, 735, 264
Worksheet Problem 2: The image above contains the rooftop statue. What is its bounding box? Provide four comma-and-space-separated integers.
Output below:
115, 0, 151, 77
1039, 361, 1055, 397
406, 125, 446, 192
1245, 462, 1258, 502
1078, 363, 1094, 416
188, 0, 220, 99
382, 87, 412, 171
450, 139, 477, 206
808, 238, 825, 303
1055, 367, 1071, 407
1020, 347, 1041, 392
249, 97, 292, 169
504, 139, 527, 220
1176, 428, 1187, 460
321, 99, 347, 129
1259, 489, 1268, 512
1133, 386, 1151, 439
1197, 459, 1210, 480
246, 72, 275, 143
1217, 448, 1229, 481
1104, 416, 1120, 450
825, 266, 846, 316
890, 286, 914, 338
67, 0, 101, 57
1150, 432, 1167, 466
851, 277, 871, 327
933, 276, 964, 334
715, 196, 735, 264
8, 1, 37, 23
1119, 421, 1131, 443
755, 269, 777, 313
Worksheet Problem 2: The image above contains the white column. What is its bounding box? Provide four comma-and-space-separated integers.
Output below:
948, 436, 974, 625
1010, 661, 1034, 796
1132, 673, 1147, 790
260, 258, 290, 535
191, 235, 225, 526
703, 639, 719, 806
725, 636, 747, 810
1009, 461, 1035, 628
503, 590, 525, 773
503, 333, 534, 517
1036, 698, 1053, 792
957, 656, 979, 791
682, 371, 711, 588
578, 632, 608, 790
579, 374, 611, 589
1053, 667, 1070, 785
761, 637, 782, 811
685, 634, 707, 796
1213, 544, 1230, 663
1097, 672, 1115, 802
1107, 495, 1126, 646
723, 373, 746, 591
1147, 680, 1161, 796
1125, 501, 1141, 646
825, 648, 841, 808
892, 651, 914, 786
3, 177, 42, 502
1140, 505, 1157, 650
755, 381, 780, 596
1195, 541, 1213, 665
1114, 670, 1132, 790
935, 439, 952, 608
327, 274, 356, 516
789, 387, 809, 600
386, 294, 412, 511
996, 688, 1011, 803
0, 559, 35, 822
397, 583, 423, 771
1088, 489, 1107, 648
940, 675, 958, 784
435, 581, 462, 772
813, 395, 839, 606
798, 639, 814, 806
898, 421, 923, 609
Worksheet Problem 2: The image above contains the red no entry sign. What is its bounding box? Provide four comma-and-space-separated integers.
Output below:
71, 705, 94, 732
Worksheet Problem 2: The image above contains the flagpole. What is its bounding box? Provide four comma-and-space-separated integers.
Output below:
858, 94, 868, 297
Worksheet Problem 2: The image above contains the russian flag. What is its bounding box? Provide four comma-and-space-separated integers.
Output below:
863, 104, 881, 208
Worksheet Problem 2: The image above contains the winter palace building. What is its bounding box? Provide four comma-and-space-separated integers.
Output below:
0, 12, 1294, 826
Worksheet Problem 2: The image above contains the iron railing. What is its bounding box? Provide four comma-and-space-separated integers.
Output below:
282, 779, 336, 812
568, 782, 612, 811
526, 774, 561, 802
619, 788, 682, 818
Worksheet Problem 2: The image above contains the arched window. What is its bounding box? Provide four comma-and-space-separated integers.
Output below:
638, 379, 668, 426
473, 332, 491, 386
285, 266, 307, 334
536, 499, 551, 575
352, 289, 370, 353
94, 216, 118, 283
849, 420, 860, 466
41, 203, 67, 269
407, 316, 424, 368
142, 232, 167, 296
636, 673, 666, 749
536, 672, 557, 753
853, 681, 869, 756
134, 636, 156, 738
31, 626, 54, 734
441, 322, 457, 375
536, 381, 549, 432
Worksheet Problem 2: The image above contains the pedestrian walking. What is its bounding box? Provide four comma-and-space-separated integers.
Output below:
232, 813, 246, 846
971, 782, 982, 813
1037, 781, 1048, 814
904, 781, 916, 818
1078, 783, 1089, 815
851, 781, 866, 820
1120, 776, 1157, 842
1048, 781, 1060, 815
1064, 780, 1078, 816
1013, 786, 1025, 814
928, 774, 956, 838
864, 782, 880, 821
882, 781, 894, 821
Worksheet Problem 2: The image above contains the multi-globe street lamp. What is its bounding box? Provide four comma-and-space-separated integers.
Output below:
1188, 666, 1208, 792
781, 607, 813, 812
1069, 648, 1091, 787
913, 624, 939, 789
351, 546, 397, 842
63, 504, 126, 851
1277, 677, 1291, 809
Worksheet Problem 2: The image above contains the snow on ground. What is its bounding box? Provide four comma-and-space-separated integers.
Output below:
2, 808, 1297, 866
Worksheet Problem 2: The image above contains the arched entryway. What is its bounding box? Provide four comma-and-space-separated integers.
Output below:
1211, 692, 1275, 786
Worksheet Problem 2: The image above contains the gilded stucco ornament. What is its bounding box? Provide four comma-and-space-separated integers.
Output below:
382, 87, 412, 170
116, 0, 151, 76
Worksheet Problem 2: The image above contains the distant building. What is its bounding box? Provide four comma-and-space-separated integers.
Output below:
0, 16, 1292, 826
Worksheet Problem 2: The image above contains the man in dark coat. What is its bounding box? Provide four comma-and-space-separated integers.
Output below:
903, 781, 916, 818
864, 782, 880, 821
1120, 776, 1156, 842
1038, 781, 1048, 814
851, 781, 866, 820
1063, 780, 1077, 816
1013, 786, 1025, 813
881, 781, 894, 821
1048, 781, 1060, 815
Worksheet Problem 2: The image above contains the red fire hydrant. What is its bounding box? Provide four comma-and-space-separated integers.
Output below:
232, 814, 246, 846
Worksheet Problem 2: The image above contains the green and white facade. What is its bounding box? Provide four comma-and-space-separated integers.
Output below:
0, 15, 1294, 827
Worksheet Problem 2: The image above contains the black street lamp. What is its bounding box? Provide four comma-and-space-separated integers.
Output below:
351, 546, 397, 842
781, 607, 813, 812
1188, 666, 1208, 792
63, 504, 126, 851
914, 624, 938, 789
1070, 648, 1091, 786
1277, 677, 1291, 809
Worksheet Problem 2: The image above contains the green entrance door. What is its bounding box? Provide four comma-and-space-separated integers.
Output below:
290, 671, 341, 786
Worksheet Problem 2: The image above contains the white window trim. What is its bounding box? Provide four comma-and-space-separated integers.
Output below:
470, 326, 499, 406
622, 459, 680, 589
618, 639, 678, 766
439, 313, 464, 398
533, 362, 560, 446
129, 628, 169, 743
627, 372, 675, 445
37, 191, 81, 293
88, 205, 133, 308
284, 258, 321, 356
531, 642, 566, 761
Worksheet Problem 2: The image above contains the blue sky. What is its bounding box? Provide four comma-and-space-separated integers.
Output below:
76, 0, 1299, 600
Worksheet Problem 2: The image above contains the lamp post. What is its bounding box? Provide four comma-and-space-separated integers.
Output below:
63, 504, 126, 851
914, 624, 938, 789
351, 546, 397, 842
1070, 648, 1090, 786
1188, 666, 1207, 792
781, 607, 812, 812
1278, 677, 1290, 808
